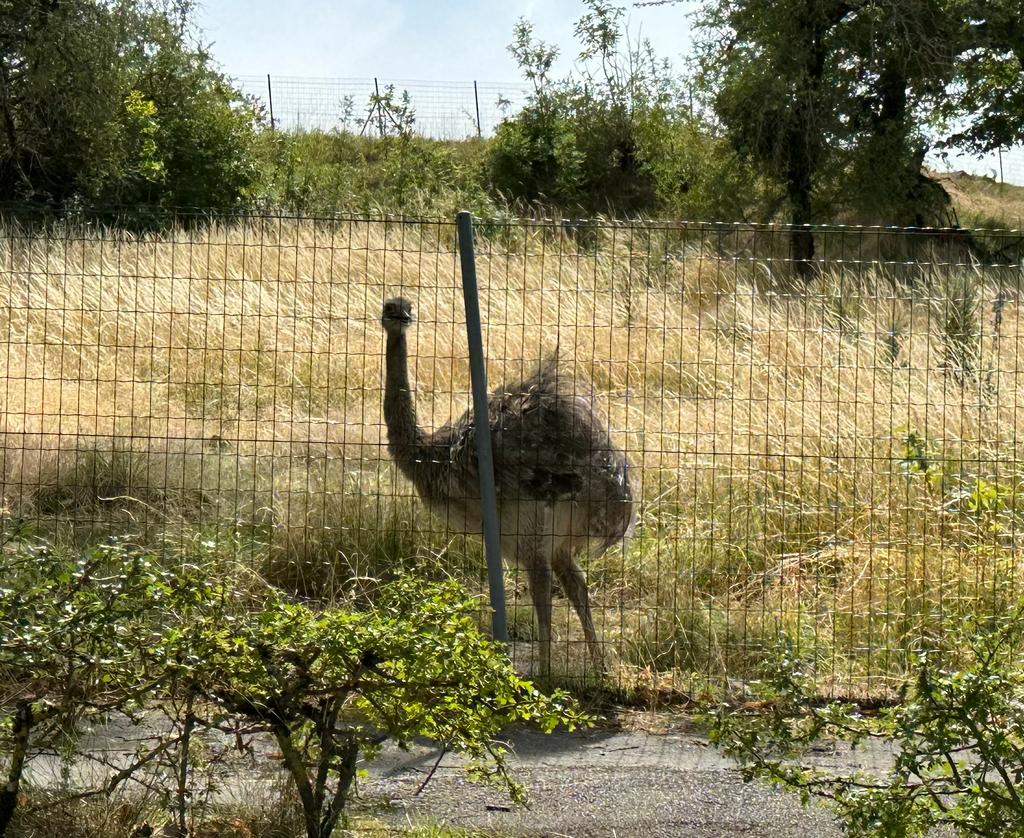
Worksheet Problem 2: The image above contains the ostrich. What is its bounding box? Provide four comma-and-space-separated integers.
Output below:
380, 297, 635, 673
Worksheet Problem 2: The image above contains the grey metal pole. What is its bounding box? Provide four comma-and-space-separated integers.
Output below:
456, 210, 507, 644
266, 74, 275, 131
374, 77, 385, 137
473, 80, 482, 138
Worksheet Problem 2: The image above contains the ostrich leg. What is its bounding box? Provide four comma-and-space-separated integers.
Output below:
553, 547, 604, 670
521, 537, 553, 677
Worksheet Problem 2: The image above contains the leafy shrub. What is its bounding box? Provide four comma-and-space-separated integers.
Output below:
486, 1, 767, 220
254, 127, 494, 217
172, 575, 586, 838
0, 0, 260, 214
710, 604, 1024, 837
487, 6, 669, 216
0, 531, 584, 838
0, 533, 177, 834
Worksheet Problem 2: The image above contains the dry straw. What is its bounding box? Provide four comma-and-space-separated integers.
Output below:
1, 215, 1021, 694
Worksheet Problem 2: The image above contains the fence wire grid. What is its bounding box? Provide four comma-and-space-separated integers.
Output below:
238, 75, 533, 139
2, 209, 1023, 698
234, 74, 1024, 188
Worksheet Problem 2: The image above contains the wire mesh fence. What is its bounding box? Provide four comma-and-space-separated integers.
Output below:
1, 208, 1023, 698
237, 75, 533, 138
232, 74, 1024, 188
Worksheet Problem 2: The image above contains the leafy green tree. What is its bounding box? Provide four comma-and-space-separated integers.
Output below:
0, 535, 177, 835
169, 576, 586, 838
488, 1, 766, 220
0, 531, 584, 838
489, 3, 681, 216
0, 0, 259, 212
933, 0, 1024, 154
0, 0, 125, 204
694, 0, 1023, 274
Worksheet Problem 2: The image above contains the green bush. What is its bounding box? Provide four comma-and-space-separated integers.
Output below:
0, 531, 584, 838
253, 121, 494, 217
0, 533, 177, 835
0, 0, 259, 214
710, 605, 1024, 837
253, 75, 497, 219
172, 575, 586, 838
486, 7, 668, 216
485, 2, 769, 220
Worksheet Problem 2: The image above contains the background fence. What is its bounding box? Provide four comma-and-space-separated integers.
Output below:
1, 209, 1023, 698
237, 75, 533, 139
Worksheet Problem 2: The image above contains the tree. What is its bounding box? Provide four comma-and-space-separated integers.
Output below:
170, 576, 586, 838
710, 602, 1024, 837
488, 1, 750, 218
0, 0, 259, 212
700, 0, 844, 274
0, 531, 585, 838
934, 0, 1024, 154
694, 0, 1023, 276
0, 536, 176, 835
0, 0, 125, 204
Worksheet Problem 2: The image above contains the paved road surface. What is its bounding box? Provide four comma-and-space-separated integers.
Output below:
362, 722, 882, 837
28, 715, 896, 837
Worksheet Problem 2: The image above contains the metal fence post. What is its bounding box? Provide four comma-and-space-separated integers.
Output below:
473, 80, 482, 138
456, 210, 508, 644
374, 77, 385, 137
266, 74, 275, 130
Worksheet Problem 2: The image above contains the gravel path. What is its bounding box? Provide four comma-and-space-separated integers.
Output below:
361, 722, 887, 837
26, 714, 899, 837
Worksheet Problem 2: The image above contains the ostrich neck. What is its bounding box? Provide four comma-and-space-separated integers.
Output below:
384, 331, 434, 484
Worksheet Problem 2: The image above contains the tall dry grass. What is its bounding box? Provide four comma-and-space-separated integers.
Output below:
1, 215, 1022, 694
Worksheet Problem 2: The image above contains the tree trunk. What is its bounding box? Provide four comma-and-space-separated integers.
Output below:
320, 737, 359, 838
786, 130, 815, 281
782, 0, 848, 282
273, 723, 321, 838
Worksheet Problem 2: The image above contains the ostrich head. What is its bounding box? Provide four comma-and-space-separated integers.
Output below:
381, 297, 414, 335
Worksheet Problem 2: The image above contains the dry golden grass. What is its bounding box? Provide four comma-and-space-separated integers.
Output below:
939, 169, 1024, 228
1, 215, 1022, 694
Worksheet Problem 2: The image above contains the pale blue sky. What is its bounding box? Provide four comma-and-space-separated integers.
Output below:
195, 0, 696, 82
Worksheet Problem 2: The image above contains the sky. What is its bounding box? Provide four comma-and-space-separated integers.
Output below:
195, 0, 697, 82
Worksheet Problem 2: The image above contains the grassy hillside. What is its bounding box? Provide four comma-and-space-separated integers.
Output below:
1, 215, 1021, 697
251, 130, 1024, 234
940, 169, 1024, 228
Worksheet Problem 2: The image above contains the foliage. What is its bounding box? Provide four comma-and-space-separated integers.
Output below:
695, 0, 1024, 231
691, 0, 1024, 280
932, 0, 1024, 155
0, 529, 584, 838
694, 0, 956, 276
487, 1, 763, 219
169, 575, 587, 838
0, 532, 179, 835
0, 0, 260, 214
253, 128, 494, 217
709, 604, 1024, 837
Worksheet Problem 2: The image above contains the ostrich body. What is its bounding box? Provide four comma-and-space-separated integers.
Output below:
381, 297, 635, 673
